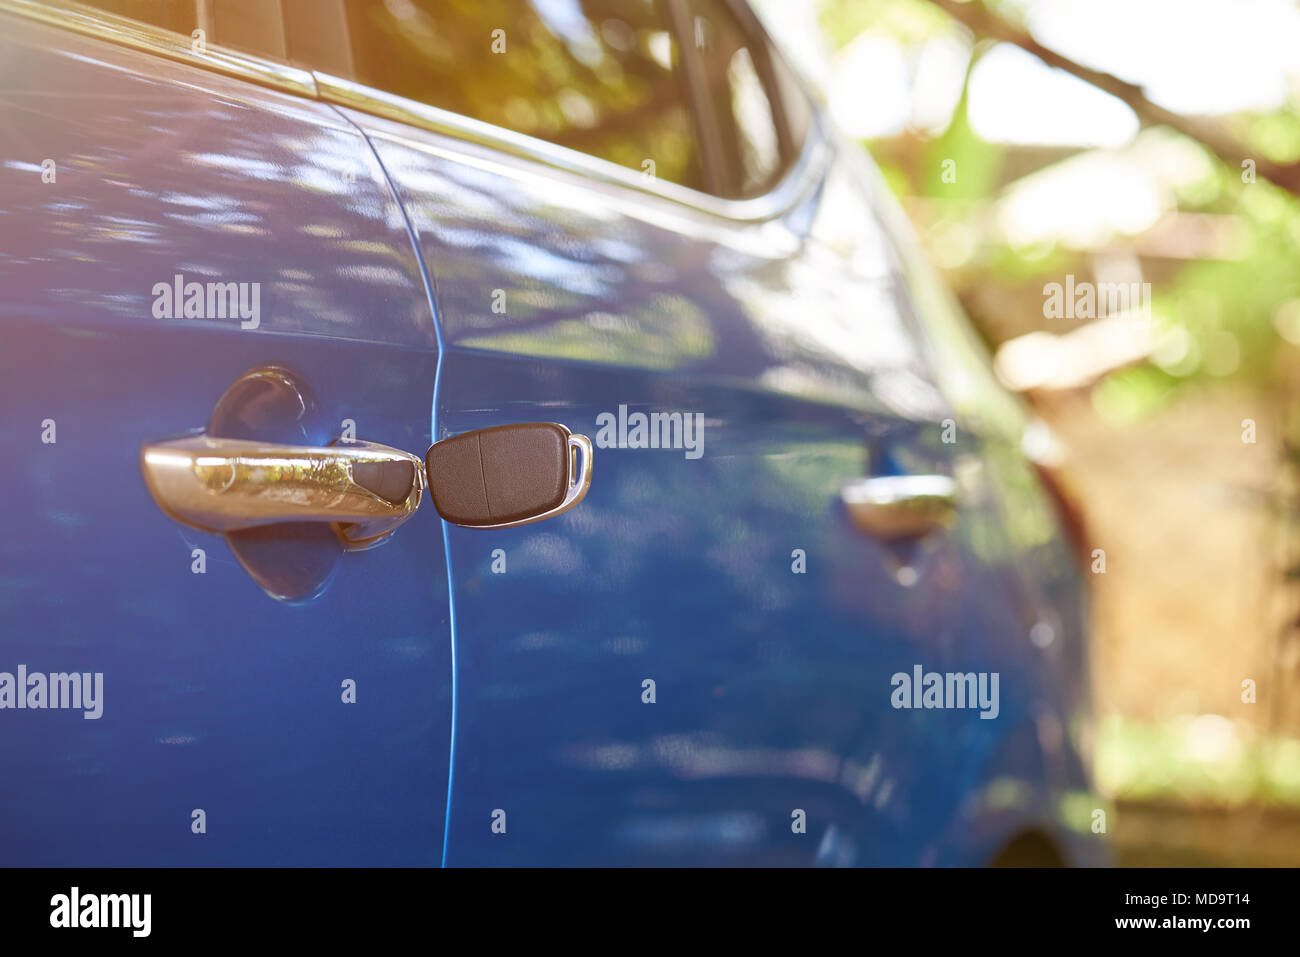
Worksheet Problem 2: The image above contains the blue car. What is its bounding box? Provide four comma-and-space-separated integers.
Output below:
0, 0, 1104, 867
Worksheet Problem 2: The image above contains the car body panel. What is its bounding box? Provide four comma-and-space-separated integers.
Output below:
345, 101, 1102, 865
0, 15, 451, 865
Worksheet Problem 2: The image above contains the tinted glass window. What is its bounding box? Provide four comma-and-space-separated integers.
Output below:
77, 0, 196, 34
208, 0, 289, 61
77, 1, 290, 60
770, 43, 812, 157
684, 0, 785, 198
79, 0, 809, 201
341, 0, 704, 190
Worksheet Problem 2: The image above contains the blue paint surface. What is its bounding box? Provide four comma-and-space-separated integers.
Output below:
0, 10, 1104, 866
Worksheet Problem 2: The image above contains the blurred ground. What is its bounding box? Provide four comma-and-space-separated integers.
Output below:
1045, 386, 1281, 728
1114, 800, 1300, 866
1045, 386, 1300, 864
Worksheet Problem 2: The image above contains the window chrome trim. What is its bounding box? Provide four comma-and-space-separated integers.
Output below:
315, 71, 830, 224
3, 0, 828, 224
0, 0, 317, 97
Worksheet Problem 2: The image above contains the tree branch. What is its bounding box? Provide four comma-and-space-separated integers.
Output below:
927, 0, 1300, 196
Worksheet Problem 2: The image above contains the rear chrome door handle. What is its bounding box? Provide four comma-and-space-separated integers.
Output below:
840, 475, 958, 541
141, 435, 425, 549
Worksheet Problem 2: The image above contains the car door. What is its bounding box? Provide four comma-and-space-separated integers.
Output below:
0, 3, 451, 865
287, 0, 1002, 866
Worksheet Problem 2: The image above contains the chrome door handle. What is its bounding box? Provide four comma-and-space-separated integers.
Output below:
140, 362, 598, 602
141, 435, 425, 549
840, 475, 958, 541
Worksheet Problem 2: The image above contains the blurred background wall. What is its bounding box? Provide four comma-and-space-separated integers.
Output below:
753, 0, 1300, 864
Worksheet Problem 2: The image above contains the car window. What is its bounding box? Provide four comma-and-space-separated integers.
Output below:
76, 0, 289, 60
76, 0, 811, 202
682, 0, 792, 198
76, 0, 196, 35
207, 0, 289, 61
768, 38, 812, 163
336, 0, 705, 191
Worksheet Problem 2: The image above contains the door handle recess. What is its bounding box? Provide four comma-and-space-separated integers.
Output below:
141, 436, 425, 549
840, 475, 958, 541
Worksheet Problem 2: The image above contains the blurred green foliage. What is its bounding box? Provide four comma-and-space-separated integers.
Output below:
817, 0, 1300, 419
818, 0, 955, 48
1098, 715, 1300, 807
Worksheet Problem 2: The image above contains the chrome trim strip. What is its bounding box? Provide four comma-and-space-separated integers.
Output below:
0, 0, 317, 97
315, 71, 831, 224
